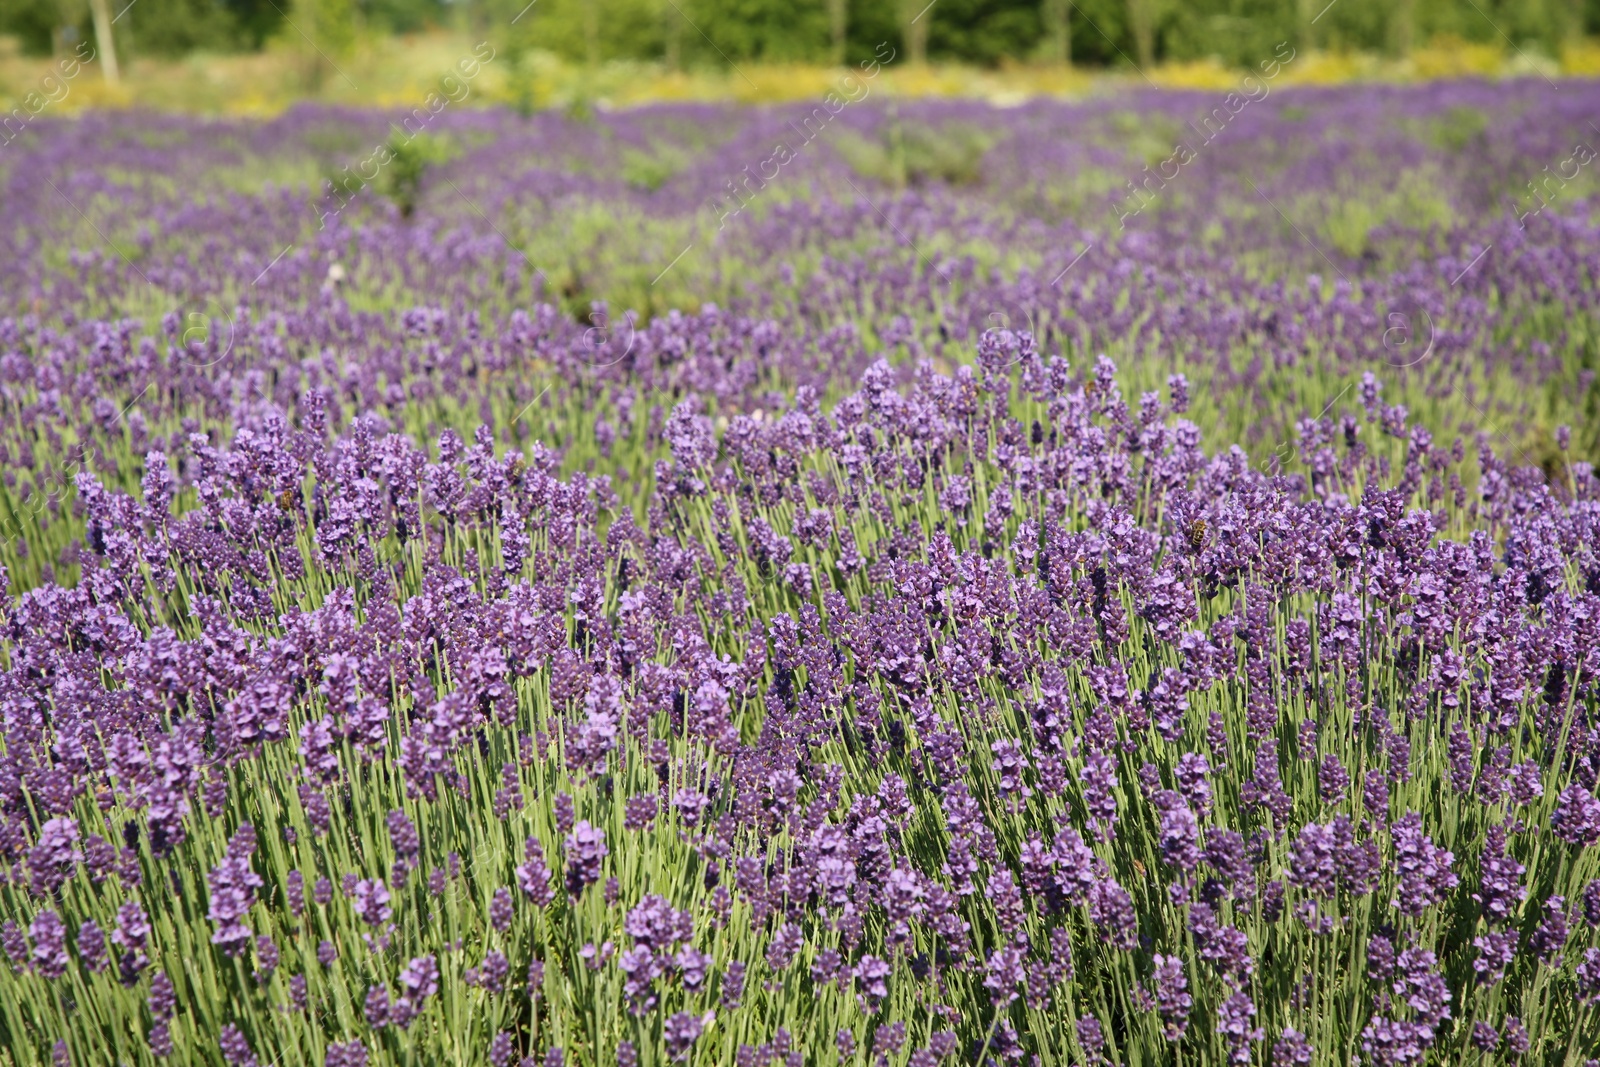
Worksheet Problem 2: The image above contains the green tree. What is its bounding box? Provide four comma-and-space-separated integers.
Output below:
500, 0, 668, 64
922, 0, 1041, 66
0, 0, 58, 54
359, 0, 445, 34
683, 0, 830, 62
297, 0, 356, 89
121, 0, 235, 57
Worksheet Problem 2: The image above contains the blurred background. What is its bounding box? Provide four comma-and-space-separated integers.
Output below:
3, 0, 1600, 112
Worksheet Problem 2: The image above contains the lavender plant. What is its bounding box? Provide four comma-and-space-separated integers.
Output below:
1, 84, 1599, 1067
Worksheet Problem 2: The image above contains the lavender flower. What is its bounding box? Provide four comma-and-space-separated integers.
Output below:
1503, 1017, 1530, 1054
1273, 1028, 1312, 1065
326, 1042, 369, 1067
663, 1011, 709, 1061
145, 972, 176, 1023
1552, 784, 1600, 846
1082, 751, 1120, 841
1077, 1016, 1106, 1056
490, 887, 514, 932
1088, 880, 1138, 950
76, 920, 107, 975
1149, 954, 1191, 1040
1578, 948, 1600, 1005
207, 825, 263, 957
353, 879, 392, 927
397, 955, 440, 1004
29, 911, 69, 980
1287, 821, 1338, 898
1473, 931, 1516, 985
1391, 813, 1457, 917
721, 959, 746, 1010
854, 955, 892, 1011
1530, 895, 1569, 963
564, 822, 607, 898
219, 1025, 258, 1067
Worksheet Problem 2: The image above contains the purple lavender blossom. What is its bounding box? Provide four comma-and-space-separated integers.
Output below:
1530, 895, 1569, 963
29, 818, 80, 895
1088, 879, 1138, 951
1503, 1018, 1530, 1054
1149, 954, 1191, 1040
1273, 1028, 1312, 1065
1153, 791, 1202, 872
1081, 751, 1120, 841
854, 955, 892, 1011
490, 887, 514, 932
662, 1011, 709, 1061
326, 1042, 369, 1067
1552, 784, 1600, 846
564, 822, 607, 898
143, 971, 174, 1023
1391, 813, 1457, 917
1473, 931, 1517, 985
1287, 821, 1338, 898
219, 1025, 258, 1067
76, 920, 107, 975
207, 825, 264, 957
1578, 948, 1600, 1005
29, 911, 69, 980
352, 879, 392, 927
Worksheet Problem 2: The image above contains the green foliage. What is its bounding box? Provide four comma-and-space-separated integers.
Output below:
506, 0, 671, 64
688, 0, 833, 62
360, 0, 448, 34
0, 0, 57, 54
620, 141, 690, 191
307, 0, 357, 56
1429, 105, 1489, 152
228, 0, 291, 48
1292, 164, 1456, 261
381, 129, 454, 217
0, 0, 272, 56
834, 112, 996, 188
0, 0, 1594, 69
317, 130, 455, 219
1162, 0, 1296, 67
922, 0, 1043, 65
123, 0, 237, 57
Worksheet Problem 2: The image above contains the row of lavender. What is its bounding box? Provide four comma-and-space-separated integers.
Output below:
2, 85, 1599, 572
2, 339, 1600, 1064
1, 82, 1599, 1065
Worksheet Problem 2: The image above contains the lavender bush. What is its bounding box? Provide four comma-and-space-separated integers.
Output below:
1, 82, 1600, 1066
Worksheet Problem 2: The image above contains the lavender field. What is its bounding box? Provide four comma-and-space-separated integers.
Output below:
3, 77, 1600, 1067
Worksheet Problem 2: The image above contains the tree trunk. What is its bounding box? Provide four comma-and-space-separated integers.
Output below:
1127, 0, 1153, 69
829, 0, 847, 66
1298, 0, 1319, 51
299, 0, 356, 92
665, 1, 682, 70
1551, 0, 1583, 53
1044, 0, 1070, 65
1392, 0, 1415, 54
903, 0, 929, 65
86, 0, 119, 83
